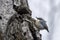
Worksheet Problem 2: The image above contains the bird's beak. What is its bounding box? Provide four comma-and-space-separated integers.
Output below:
46, 28, 49, 32
47, 30, 49, 32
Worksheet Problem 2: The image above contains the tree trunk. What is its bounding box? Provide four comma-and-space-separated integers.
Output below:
0, 0, 41, 40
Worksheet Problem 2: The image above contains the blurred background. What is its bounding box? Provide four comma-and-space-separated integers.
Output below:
28, 0, 60, 40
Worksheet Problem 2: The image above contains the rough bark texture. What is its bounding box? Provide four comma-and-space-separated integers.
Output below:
0, 0, 41, 40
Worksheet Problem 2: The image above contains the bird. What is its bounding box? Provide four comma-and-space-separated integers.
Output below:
35, 17, 49, 32
23, 16, 49, 32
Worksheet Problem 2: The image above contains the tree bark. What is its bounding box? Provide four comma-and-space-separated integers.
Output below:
0, 0, 41, 40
